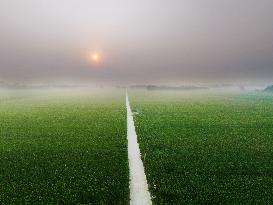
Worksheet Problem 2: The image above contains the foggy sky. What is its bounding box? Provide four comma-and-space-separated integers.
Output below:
0, 0, 273, 85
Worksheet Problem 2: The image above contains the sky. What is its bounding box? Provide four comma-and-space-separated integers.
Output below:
0, 0, 273, 85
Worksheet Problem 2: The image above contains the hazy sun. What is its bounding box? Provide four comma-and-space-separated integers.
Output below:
88, 52, 102, 65
92, 54, 99, 61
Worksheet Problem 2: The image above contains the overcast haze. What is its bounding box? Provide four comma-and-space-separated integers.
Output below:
0, 0, 273, 85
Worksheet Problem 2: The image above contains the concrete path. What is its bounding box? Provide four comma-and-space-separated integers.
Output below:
126, 92, 152, 205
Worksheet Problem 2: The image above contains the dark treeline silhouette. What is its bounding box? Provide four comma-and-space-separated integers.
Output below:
264, 85, 273, 92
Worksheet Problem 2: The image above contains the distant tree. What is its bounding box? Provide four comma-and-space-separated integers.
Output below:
239, 85, 245, 91
264, 85, 273, 92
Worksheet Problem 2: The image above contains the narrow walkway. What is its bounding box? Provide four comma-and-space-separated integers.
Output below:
126, 92, 152, 205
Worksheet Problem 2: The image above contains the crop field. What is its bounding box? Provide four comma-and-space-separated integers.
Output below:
0, 89, 129, 204
1, 88, 273, 205
130, 90, 273, 204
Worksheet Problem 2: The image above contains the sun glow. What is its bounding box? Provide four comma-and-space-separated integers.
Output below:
92, 54, 99, 61
87, 52, 102, 65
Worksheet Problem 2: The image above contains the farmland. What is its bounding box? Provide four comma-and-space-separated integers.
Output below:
1, 88, 273, 205
130, 90, 273, 204
0, 89, 129, 204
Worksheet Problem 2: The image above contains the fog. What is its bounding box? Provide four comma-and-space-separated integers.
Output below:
0, 0, 273, 85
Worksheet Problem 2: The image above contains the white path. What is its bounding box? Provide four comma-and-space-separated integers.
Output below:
126, 92, 153, 205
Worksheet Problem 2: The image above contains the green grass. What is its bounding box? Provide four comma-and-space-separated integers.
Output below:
131, 90, 273, 204
2, 88, 273, 204
0, 89, 129, 204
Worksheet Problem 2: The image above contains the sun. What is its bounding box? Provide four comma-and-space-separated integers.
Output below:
92, 54, 99, 61
88, 52, 102, 65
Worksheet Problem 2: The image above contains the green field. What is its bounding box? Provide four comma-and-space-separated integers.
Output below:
0, 89, 129, 204
1, 88, 273, 204
131, 90, 273, 204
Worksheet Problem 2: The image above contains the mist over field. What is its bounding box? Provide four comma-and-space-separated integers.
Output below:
0, 0, 273, 86
1, 2, 273, 204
